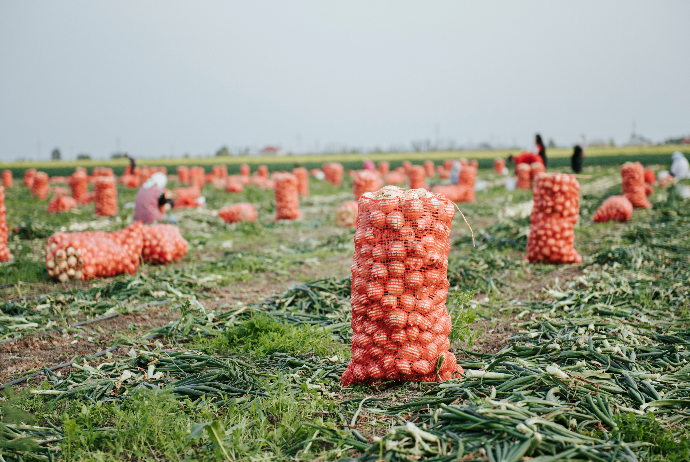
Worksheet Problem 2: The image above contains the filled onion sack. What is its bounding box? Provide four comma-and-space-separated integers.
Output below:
384, 171, 406, 185
402, 161, 412, 175
177, 166, 190, 185
457, 165, 477, 202
225, 177, 244, 193
341, 185, 464, 387
527, 173, 582, 264
0, 187, 12, 262
423, 160, 435, 177
353, 170, 382, 200
24, 169, 37, 187
377, 161, 390, 176
213, 165, 228, 179
408, 165, 426, 190
593, 195, 633, 223
517, 164, 532, 189
218, 203, 257, 224
645, 184, 654, 197
47, 195, 78, 214
530, 162, 545, 181
621, 162, 651, 208
240, 164, 250, 178
2, 170, 12, 188
68, 170, 88, 201
322, 162, 344, 187
92, 167, 114, 177
335, 201, 358, 227
257, 165, 269, 179
494, 158, 505, 175
30, 172, 49, 200
94, 176, 118, 216
190, 167, 206, 189
292, 167, 309, 196
274, 173, 301, 220
644, 169, 655, 185
142, 224, 188, 264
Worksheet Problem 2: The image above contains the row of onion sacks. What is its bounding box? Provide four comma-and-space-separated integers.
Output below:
342, 185, 464, 387
0, 187, 12, 261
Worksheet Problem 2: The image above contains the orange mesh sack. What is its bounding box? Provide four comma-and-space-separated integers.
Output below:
177, 166, 190, 185
402, 161, 412, 175
517, 164, 532, 189
423, 160, 435, 177
292, 167, 309, 196
79, 192, 94, 205
621, 162, 651, 208
341, 186, 464, 387
68, 170, 88, 201
457, 165, 477, 203
494, 158, 505, 175
335, 201, 358, 227
644, 184, 654, 197
92, 167, 114, 177
353, 170, 382, 200
408, 165, 426, 190
2, 170, 12, 188
274, 173, 301, 220
257, 165, 269, 179
240, 164, 251, 178
219, 203, 257, 224
470, 160, 478, 169
31, 172, 49, 200
47, 195, 78, 214
644, 169, 655, 185
530, 162, 545, 181
0, 187, 12, 262
225, 177, 244, 193
384, 171, 407, 185
190, 167, 206, 189
213, 165, 228, 179
142, 224, 188, 264
527, 173, 582, 264
323, 163, 344, 187
593, 195, 633, 223
24, 169, 37, 187
377, 161, 390, 176
94, 176, 118, 216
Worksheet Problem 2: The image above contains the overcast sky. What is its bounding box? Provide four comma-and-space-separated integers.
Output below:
1, 1, 688, 161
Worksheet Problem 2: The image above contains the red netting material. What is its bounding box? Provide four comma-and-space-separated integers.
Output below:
341, 186, 464, 387
240, 164, 251, 178
47, 195, 78, 214
92, 167, 114, 177
494, 158, 505, 175
408, 166, 427, 190
177, 166, 190, 185
377, 161, 390, 176
644, 169, 655, 185
24, 169, 37, 187
2, 170, 12, 188
274, 173, 301, 220
423, 160, 435, 177
384, 172, 406, 186
142, 224, 188, 264
0, 187, 12, 262
530, 162, 545, 181
218, 203, 257, 224
190, 167, 206, 190
593, 195, 633, 223
353, 171, 382, 200
212, 165, 228, 179
335, 201, 358, 227
457, 165, 477, 203
94, 176, 118, 216
527, 173, 582, 264
323, 163, 344, 187
470, 160, 478, 169
644, 184, 654, 197
225, 177, 244, 193
31, 172, 49, 200
621, 162, 651, 209
517, 164, 532, 189
257, 165, 269, 179
46, 223, 144, 281
68, 170, 88, 202
292, 167, 309, 196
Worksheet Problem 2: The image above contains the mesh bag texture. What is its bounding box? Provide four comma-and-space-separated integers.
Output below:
353, 170, 382, 200
92, 167, 114, 177
530, 162, 545, 181
212, 165, 228, 179
593, 195, 633, 223
377, 161, 390, 176
401, 161, 412, 175
424, 160, 435, 177
494, 158, 506, 175
341, 186, 464, 387
292, 167, 309, 196
517, 164, 532, 189
137, 166, 152, 185
47, 195, 78, 214
24, 169, 37, 187
644, 169, 655, 185
177, 166, 190, 185
470, 160, 478, 169
527, 173, 582, 264
51, 186, 70, 197
408, 165, 427, 190
384, 172, 406, 185
442, 160, 453, 171
457, 165, 477, 202
240, 164, 251, 178
218, 203, 257, 224
621, 162, 651, 208
142, 224, 188, 264
323, 163, 344, 187
68, 170, 88, 201
335, 201, 358, 227
225, 177, 244, 193
2, 170, 12, 188
0, 187, 12, 262
190, 167, 206, 189
257, 165, 269, 179
644, 184, 654, 197
94, 176, 118, 216
48, 176, 67, 184
31, 172, 49, 200
274, 173, 301, 220
78, 192, 94, 205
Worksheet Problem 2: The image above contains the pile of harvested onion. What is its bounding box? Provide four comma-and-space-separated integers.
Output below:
274, 173, 301, 220
218, 203, 258, 224
353, 170, 382, 200
24, 169, 37, 187
621, 161, 651, 208
94, 176, 118, 216
322, 163, 344, 187
47, 195, 78, 214
31, 172, 49, 200
142, 224, 188, 264
408, 165, 426, 190
292, 167, 309, 196
0, 187, 12, 262
517, 164, 532, 189
593, 195, 633, 223
2, 170, 12, 188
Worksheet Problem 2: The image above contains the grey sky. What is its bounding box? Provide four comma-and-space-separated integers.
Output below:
1, 1, 688, 161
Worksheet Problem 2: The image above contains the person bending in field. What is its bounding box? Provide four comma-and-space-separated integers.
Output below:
535, 133, 547, 166
124, 154, 136, 175
507, 151, 543, 173
670, 151, 690, 180
571, 145, 584, 174
133, 172, 175, 223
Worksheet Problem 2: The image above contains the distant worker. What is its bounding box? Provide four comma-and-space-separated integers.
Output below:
133, 172, 174, 224
535, 134, 547, 166
449, 160, 461, 184
507, 151, 543, 173
363, 159, 375, 171
571, 145, 584, 174
670, 151, 690, 180
124, 154, 136, 175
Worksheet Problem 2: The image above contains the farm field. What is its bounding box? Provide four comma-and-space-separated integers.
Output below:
1, 160, 690, 461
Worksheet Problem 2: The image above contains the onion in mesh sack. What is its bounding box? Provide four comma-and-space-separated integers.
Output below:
142, 224, 188, 264
274, 173, 301, 220
0, 187, 12, 261
94, 176, 118, 216
218, 203, 258, 224
621, 162, 651, 208
47, 195, 78, 214
335, 201, 358, 227
31, 172, 49, 200
2, 170, 12, 188
593, 195, 633, 223
353, 170, 382, 200
24, 169, 37, 187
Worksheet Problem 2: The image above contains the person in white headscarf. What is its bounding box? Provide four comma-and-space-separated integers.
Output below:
449, 161, 462, 185
133, 172, 172, 223
670, 151, 690, 180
